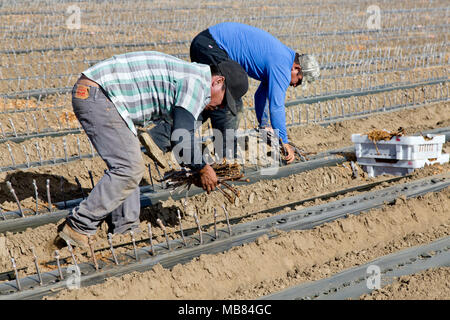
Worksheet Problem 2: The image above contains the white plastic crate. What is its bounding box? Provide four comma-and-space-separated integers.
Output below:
357, 153, 449, 178
352, 133, 445, 160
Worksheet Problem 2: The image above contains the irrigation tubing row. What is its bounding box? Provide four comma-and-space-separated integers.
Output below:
1, 23, 448, 55
2, 72, 447, 107
1, 125, 449, 233
261, 235, 450, 300
0, 172, 448, 299
0, 86, 447, 152
0, 155, 347, 234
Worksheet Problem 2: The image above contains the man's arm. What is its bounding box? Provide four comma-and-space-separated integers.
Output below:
267, 83, 295, 163
171, 106, 218, 192
171, 106, 203, 169
259, 70, 295, 163
266, 78, 288, 143
255, 73, 289, 143
254, 82, 269, 126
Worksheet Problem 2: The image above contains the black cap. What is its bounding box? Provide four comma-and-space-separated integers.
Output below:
216, 60, 248, 116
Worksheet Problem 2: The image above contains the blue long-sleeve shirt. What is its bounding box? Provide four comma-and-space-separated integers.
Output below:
209, 22, 295, 143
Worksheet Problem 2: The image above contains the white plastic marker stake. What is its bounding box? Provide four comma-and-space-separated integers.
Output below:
193, 211, 203, 245
88, 236, 99, 271
46, 179, 52, 212
147, 223, 155, 255
23, 145, 31, 167
156, 218, 171, 250
107, 233, 119, 265
6, 181, 24, 218
32, 179, 39, 214
221, 205, 232, 235
213, 208, 219, 239
31, 247, 43, 286
6, 143, 15, 167
55, 250, 64, 280
65, 241, 78, 270
177, 209, 187, 246
10, 255, 21, 291
130, 230, 138, 261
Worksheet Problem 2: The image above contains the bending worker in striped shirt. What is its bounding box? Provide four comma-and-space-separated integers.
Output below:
58, 51, 248, 247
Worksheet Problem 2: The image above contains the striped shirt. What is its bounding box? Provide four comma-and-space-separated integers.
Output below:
82, 51, 211, 135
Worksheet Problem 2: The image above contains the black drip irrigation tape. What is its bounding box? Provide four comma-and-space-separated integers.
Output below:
0, 153, 97, 173
320, 54, 448, 72
0, 2, 339, 18
2, 87, 72, 99
0, 95, 446, 147
0, 40, 190, 55
0, 104, 66, 115
0, 12, 331, 37
2, 74, 447, 105
252, 175, 406, 216
1, 125, 449, 232
0, 173, 448, 300
260, 236, 450, 300
0, 155, 346, 234
1, 2, 445, 17
0, 128, 82, 144
419, 126, 450, 141
1, 21, 447, 55
285, 77, 449, 107
312, 98, 450, 129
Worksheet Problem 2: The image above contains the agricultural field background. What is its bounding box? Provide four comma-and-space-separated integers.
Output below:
0, 0, 448, 302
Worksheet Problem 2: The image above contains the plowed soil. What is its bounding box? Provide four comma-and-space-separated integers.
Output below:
0, 101, 448, 300
361, 267, 450, 300
46, 187, 450, 300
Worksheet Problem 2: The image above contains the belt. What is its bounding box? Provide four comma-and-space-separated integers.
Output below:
74, 74, 113, 102
76, 75, 100, 88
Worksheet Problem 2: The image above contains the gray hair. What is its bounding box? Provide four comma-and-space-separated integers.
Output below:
296, 53, 320, 84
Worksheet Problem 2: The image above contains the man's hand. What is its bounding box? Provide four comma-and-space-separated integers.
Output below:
282, 143, 295, 164
259, 126, 274, 134
198, 164, 218, 193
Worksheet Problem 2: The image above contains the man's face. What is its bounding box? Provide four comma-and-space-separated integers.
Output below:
290, 64, 303, 87
205, 75, 226, 111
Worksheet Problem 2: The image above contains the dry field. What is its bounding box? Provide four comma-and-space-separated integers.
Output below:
0, 0, 448, 303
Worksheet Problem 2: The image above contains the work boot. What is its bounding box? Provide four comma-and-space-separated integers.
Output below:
59, 223, 89, 248
138, 131, 168, 169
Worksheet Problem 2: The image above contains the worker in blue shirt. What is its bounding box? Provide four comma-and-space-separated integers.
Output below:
190, 22, 320, 163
